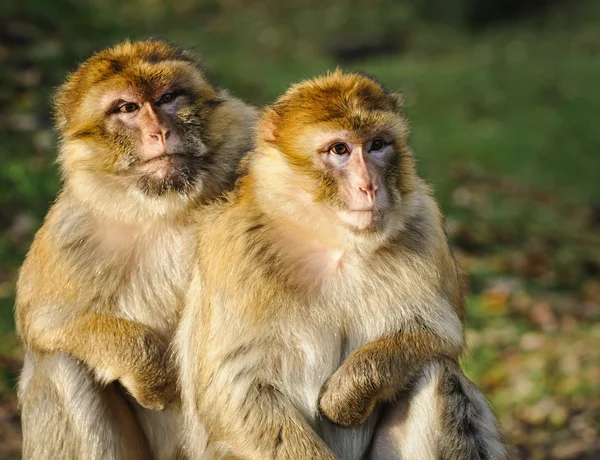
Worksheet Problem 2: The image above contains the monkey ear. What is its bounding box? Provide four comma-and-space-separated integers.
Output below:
390, 92, 404, 113
181, 48, 202, 66
260, 107, 280, 143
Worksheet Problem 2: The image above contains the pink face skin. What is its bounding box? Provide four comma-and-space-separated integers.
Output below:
317, 133, 394, 231
102, 88, 189, 176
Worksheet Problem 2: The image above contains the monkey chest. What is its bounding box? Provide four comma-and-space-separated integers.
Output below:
323, 272, 417, 342
112, 233, 190, 338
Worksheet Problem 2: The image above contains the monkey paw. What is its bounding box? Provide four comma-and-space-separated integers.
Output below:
318, 368, 376, 427
121, 370, 177, 411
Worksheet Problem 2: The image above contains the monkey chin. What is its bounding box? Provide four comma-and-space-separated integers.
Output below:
336, 209, 379, 232
136, 154, 200, 197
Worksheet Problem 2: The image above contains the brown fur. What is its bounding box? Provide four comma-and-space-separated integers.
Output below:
176, 70, 505, 459
16, 39, 257, 460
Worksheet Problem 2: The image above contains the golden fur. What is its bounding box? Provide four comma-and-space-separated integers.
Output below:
16, 39, 257, 460
176, 71, 506, 459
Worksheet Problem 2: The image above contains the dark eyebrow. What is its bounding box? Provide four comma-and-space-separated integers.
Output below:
167, 88, 186, 97
154, 87, 187, 101
374, 131, 395, 142
105, 99, 127, 115
317, 138, 345, 151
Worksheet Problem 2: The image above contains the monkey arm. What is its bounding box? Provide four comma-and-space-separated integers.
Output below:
318, 322, 463, 427
32, 313, 176, 410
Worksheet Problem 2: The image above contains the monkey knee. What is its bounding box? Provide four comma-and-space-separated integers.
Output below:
19, 356, 84, 459
368, 361, 444, 460
370, 360, 506, 460
370, 359, 506, 460
437, 362, 507, 460
20, 353, 150, 460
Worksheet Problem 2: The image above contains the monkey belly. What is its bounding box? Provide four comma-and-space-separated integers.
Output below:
18, 351, 151, 460
279, 346, 378, 460
275, 319, 376, 460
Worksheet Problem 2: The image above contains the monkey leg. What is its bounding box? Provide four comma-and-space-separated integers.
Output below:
319, 409, 379, 460
368, 359, 507, 460
18, 351, 151, 460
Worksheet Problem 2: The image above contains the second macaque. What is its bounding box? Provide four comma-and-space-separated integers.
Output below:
177, 71, 506, 459
16, 40, 257, 460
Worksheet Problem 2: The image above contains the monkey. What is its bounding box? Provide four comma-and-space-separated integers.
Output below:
15, 39, 257, 460
175, 70, 507, 459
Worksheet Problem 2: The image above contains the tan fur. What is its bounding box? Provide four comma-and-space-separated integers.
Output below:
15, 39, 257, 460
176, 70, 505, 459
369, 359, 508, 460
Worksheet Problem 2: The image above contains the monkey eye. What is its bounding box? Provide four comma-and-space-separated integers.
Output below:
158, 92, 175, 104
118, 102, 139, 114
370, 138, 385, 151
330, 143, 349, 155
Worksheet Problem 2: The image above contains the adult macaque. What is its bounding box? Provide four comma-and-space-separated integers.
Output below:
15, 40, 257, 459
177, 71, 506, 459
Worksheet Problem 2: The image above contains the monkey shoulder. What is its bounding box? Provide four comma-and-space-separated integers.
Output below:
14, 201, 93, 341
204, 94, 257, 152
193, 202, 276, 298
15, 199, 80, 302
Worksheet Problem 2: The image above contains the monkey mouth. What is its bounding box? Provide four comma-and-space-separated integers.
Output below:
137, 153, 190, 174
136, 152, 199, 189
142, 152, 188, 164
136, 155, 200, 197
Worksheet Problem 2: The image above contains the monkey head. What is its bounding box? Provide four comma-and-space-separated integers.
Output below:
55, 40, 223, 218
256, 71, 416, 235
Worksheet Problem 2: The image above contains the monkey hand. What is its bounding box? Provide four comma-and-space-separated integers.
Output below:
122, 368, 177, 411
318, 358, 378, 427
120, 334, 178, 411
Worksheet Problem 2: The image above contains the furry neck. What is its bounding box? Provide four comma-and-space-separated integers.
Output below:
64, 168, 198, 224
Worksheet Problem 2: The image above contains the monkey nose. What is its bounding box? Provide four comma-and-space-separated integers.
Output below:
149, 129, 170, 145
358, 183, 378, 204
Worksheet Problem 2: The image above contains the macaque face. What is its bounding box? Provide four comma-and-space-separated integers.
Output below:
263, 71, 411, 234
101, 82, 209, 196
56, 40, 222, 197
314, 130, 395, 231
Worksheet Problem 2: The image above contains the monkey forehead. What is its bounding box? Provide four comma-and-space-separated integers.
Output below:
90, 63, 210, 107
119, 61, 211, 92
84, 61, 215, 104
69, 40, 205, 90
280, 113, 407, 150
302, 126, 397, 146
275, 70, 402, 119
55, 40, 219, 130
269, 71, 408, 144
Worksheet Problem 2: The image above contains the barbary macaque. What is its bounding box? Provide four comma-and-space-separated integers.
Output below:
15, 39, 257, 459
176, 70, 507, 459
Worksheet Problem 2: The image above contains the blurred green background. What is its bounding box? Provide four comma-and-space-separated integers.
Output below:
1, 0, 599, 458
